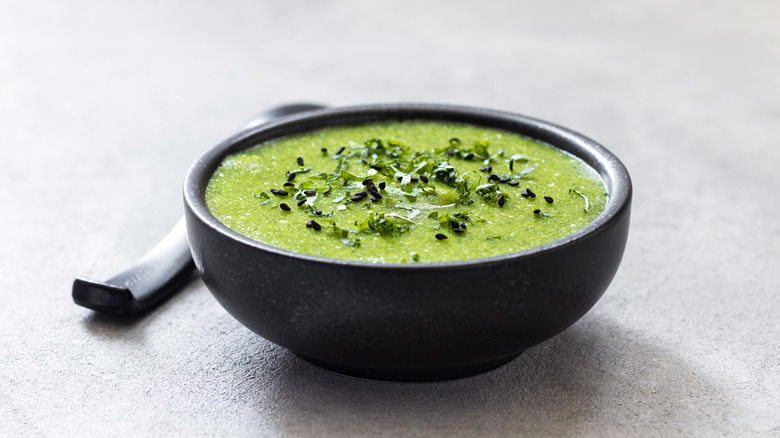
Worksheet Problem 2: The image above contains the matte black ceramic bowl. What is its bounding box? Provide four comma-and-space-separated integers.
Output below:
183, 103, 631, 381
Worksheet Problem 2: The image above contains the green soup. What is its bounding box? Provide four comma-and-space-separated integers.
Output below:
205, 121, 606, 263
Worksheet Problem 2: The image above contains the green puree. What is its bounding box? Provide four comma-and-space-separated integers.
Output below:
205, 121, 606, 263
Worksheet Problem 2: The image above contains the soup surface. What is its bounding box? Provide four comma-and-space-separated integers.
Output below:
205, 121, 606, 263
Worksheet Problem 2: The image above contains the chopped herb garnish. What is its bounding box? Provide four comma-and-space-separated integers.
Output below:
569, 189, 590, 212
355, 211, 412, 235
470, 140, 490, 160
510, 154, 530, 162
475, 183, 506, 205
511, 166, 536, 179
254, 192, 271, 205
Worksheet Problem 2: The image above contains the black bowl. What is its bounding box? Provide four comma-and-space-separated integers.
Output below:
183, 104, 631, 381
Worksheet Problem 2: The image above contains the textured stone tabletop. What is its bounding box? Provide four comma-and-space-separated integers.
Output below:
2, 0, 779, 436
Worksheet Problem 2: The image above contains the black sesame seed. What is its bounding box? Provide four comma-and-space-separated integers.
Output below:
463, 152, 475, 160
499, 177, 510, 183
370, 195, 379, 202
533, 209, 541, 214
311, 220, 322, 231
336, 146, 345, 155
323, 189, 331, 195
283, 182, 295, 187
510, 160, 514, 171
397, 176, 403, 182
435, 233, 448, 240
297, 199, 307, 207
297, 157, 304, 166
480, 166, 487, 172
361, 158, 368, 165
270, 189, 288, 196
486, 166, 492, 173
378, 181, 386, 190
371, 192, 382, 200
450, 219, 460, 229
287, 173, 296, 182
305, 220, 313, 228
526, 188, 536, 198
498, 194, 506, 207
452, 228, 464, 234
362, 179, 373, 186
544, 196, 554, 203
419, 174, 429, 183
315, 208, 322, 215
508, 180, 519, 186
321, 147, 328, 153
459, 222, 467, 229
303, 189, 316, 196
488, 174, 499, 182
280, 203, 291, 211
370, 164, 382, 170
410, 177, 418, 183
351, 195, 364, 202
355, 190, 367, 197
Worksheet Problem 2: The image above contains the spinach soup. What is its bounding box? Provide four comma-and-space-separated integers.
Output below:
205, 121, 606, 263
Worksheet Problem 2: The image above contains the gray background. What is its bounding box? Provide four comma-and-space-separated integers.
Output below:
2, 0, 779, 436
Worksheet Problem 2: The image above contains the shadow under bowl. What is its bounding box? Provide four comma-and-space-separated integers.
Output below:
183, 103, 632, 381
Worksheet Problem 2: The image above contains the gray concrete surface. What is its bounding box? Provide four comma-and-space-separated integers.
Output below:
2, 0, 779, 436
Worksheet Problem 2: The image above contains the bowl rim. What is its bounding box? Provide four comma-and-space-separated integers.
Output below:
184, 103, 632, 271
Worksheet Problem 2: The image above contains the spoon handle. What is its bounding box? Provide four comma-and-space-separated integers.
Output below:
73, 103, 326, 314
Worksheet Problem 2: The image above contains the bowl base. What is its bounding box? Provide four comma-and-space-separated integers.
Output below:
297, 352, 523, 382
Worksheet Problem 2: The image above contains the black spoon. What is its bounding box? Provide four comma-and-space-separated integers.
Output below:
72, 103, 326, 314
